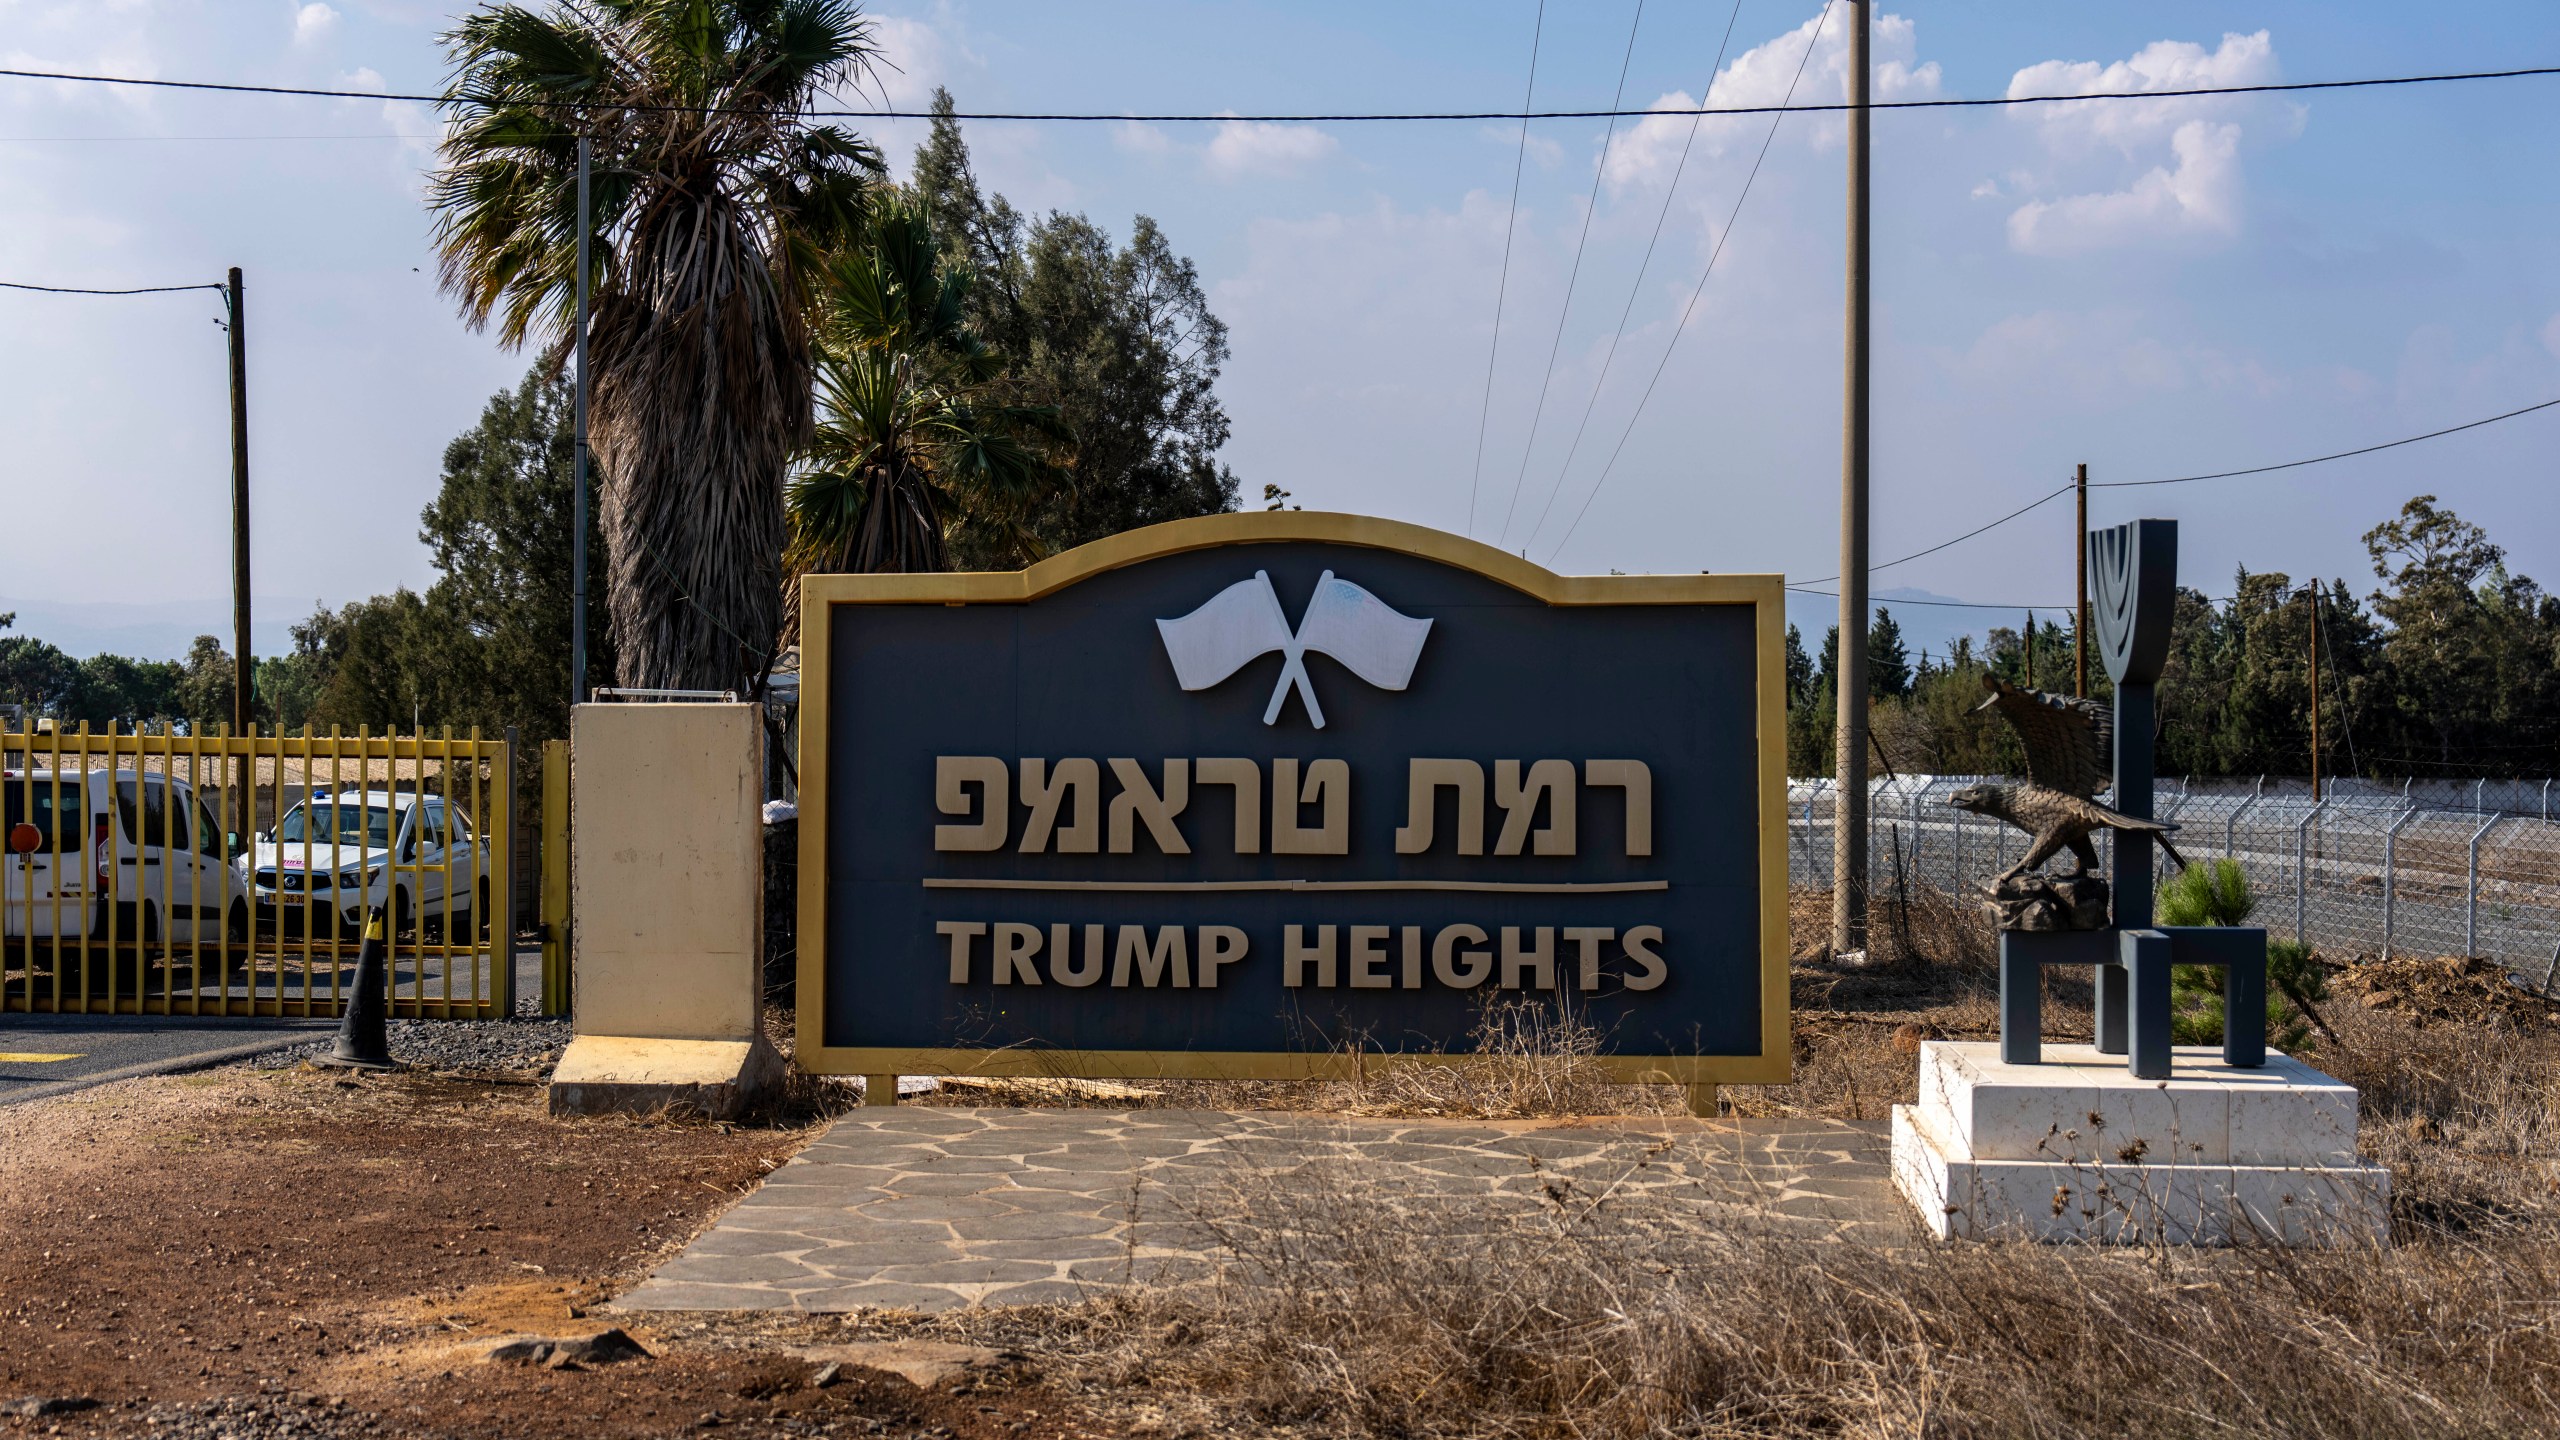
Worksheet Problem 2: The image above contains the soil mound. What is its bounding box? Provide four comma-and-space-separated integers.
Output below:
2333, 954, 2558, 1031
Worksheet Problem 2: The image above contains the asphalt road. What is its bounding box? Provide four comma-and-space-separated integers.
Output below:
0, 1012, 336, 1106
0, 948, 544, 1105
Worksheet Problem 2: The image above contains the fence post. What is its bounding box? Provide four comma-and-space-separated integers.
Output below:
2466, 815, 2504, 958
2227, 794, 2258, 859
2294, 799, 2329, 946
2383, 807, 2420, 960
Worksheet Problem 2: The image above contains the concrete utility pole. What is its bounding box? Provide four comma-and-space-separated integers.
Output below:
2074, 463, 2088, 697
1830, 0, 1871, 956
571, 137, 593, 711
226, 266, 252, 746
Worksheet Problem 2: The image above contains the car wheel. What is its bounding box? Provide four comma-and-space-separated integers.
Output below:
475, 878, 491, 941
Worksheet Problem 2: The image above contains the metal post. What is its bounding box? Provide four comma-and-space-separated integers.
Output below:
2294, 799, 2328, 945
2465, 815, 2503, 958
571, 136, 594, 710
2227, 794, 2259, 859
2306, 579, 2321, 802
2074, 463, 2088, 697
2383, 808, 2419, 959
226, 267, 252, 754
1829, 0, 1871, 957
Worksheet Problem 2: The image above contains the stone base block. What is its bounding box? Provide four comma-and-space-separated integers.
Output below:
547, 1034, 784, 1122
1894, 1041, 2389, 1246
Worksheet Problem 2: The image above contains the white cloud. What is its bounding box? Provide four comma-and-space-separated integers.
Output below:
2008, 31, 2277, 153
291, 3, 337, 48
2542, 313, 2560, 361
1113, 121, 1174, 157
2001, 31, 2284, 254
1204, 120, 1338, 179
2007, 119, 2242, 255
1604, 8, 1939, 196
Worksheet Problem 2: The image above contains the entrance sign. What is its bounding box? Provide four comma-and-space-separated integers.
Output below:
795, 513, 1787, 1085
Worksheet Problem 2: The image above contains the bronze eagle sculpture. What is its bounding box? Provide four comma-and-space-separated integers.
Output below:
1948, 675, 2187, 885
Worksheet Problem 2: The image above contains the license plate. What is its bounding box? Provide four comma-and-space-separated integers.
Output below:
278, 894, 305, 907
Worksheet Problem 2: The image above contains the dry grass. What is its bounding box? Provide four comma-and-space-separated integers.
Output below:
763, 890, 2560, 1435
1147, 997, 1690, 1119
1029, 999, 2560, 1438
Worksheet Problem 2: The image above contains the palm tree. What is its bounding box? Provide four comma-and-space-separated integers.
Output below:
428, 0, 882, 696
784, 193, 1069, 588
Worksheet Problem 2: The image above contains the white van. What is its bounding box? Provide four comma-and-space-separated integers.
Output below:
2, 768, 243, 943
236, 789, 485, 941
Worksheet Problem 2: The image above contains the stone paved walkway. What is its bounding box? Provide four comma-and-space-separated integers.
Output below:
617, 1109, 1908, 1314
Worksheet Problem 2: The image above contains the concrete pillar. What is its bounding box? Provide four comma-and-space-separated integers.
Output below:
547, 701, 783, 1120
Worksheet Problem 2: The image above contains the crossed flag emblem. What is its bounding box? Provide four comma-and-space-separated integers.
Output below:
1155, 570, 1433, 729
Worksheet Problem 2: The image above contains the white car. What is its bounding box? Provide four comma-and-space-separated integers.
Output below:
2, 767, 242, 943
238, 789, 485, 941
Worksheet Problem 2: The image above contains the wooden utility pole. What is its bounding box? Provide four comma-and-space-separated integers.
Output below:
2074, 463, 2088, 696
226, 266, 252, 747
2307, 579, 2322, 801
1830, 0, 1871, 956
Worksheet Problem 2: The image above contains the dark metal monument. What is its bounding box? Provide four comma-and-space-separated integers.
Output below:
1978, 519, 2269, 1079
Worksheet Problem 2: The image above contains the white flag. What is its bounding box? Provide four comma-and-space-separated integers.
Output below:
1156, 572, 1294, 692
1155, 568, 1434, 729
1294, 572, 1433, 692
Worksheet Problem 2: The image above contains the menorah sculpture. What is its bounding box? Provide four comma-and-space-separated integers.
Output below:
1983, 519, 2267, 1080
1893, 519, 2387, 1245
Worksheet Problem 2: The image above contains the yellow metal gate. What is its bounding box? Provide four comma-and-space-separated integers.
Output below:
3, 724, 513, 1019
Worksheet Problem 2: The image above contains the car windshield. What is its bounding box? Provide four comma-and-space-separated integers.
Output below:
275, 801, 395, 850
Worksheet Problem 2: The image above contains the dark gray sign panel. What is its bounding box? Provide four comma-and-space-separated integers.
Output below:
797, 514, 1787, 1085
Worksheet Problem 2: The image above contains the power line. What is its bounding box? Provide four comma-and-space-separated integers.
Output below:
0, 279, 224, 295
2093, 395, 2560, 488
1494, 0, 1647, 548
1787, 585, 2069, 611
1520, 0, 1750, 557
4, 61, 2556, 121
1796, 392, 2560, 587
1542, 0, 1832, 562
1466, 0, 1548, 538
1796, 484, 2074, 588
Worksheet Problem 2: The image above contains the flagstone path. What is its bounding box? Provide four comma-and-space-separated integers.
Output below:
616, 1108, 1911, 1314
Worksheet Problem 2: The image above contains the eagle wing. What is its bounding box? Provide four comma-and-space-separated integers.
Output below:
1979, 675, 2113, 798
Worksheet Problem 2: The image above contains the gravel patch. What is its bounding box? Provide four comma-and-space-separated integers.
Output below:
132, 1394, 363, 1439
250, 1015, 572, 1077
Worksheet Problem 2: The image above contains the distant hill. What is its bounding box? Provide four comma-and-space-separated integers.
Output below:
0, 595, 305, 662
1782, 585, 2014, 667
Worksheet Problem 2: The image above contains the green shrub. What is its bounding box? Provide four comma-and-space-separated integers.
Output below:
2154, 859, 2325, 1052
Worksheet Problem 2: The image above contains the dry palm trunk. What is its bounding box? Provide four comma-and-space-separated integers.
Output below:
591, 192, 806, 696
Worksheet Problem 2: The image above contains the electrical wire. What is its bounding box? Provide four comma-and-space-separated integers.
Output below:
1794, 484, 2074, 588
1795, 393, 2560, 588
2, 61, 2554, 121
1466, 0, 1548, 538
1520, 0, 1750, 557
0, 280, 224, 295
2093, 395, 2560, 488
1787, 585, 2070, 611
1494, 0, 1647, 548
1541, 0, 1832, 562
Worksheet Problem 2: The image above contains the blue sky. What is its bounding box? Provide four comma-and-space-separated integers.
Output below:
3, 1, 2556, 661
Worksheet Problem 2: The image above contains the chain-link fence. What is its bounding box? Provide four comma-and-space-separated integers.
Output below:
1790, 775, 2560, 982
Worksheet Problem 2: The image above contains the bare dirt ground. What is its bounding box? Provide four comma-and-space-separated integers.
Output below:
0, 1069, 1101, 1439
3, 888, 2556, 1438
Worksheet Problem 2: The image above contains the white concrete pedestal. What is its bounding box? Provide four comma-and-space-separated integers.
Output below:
1892, 1041, 2389, 1245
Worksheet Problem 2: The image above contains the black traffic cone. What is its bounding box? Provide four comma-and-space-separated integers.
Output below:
317, 904, 395, 1071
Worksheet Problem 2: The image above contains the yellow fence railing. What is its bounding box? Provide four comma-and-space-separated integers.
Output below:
2, 723, 512, 1019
